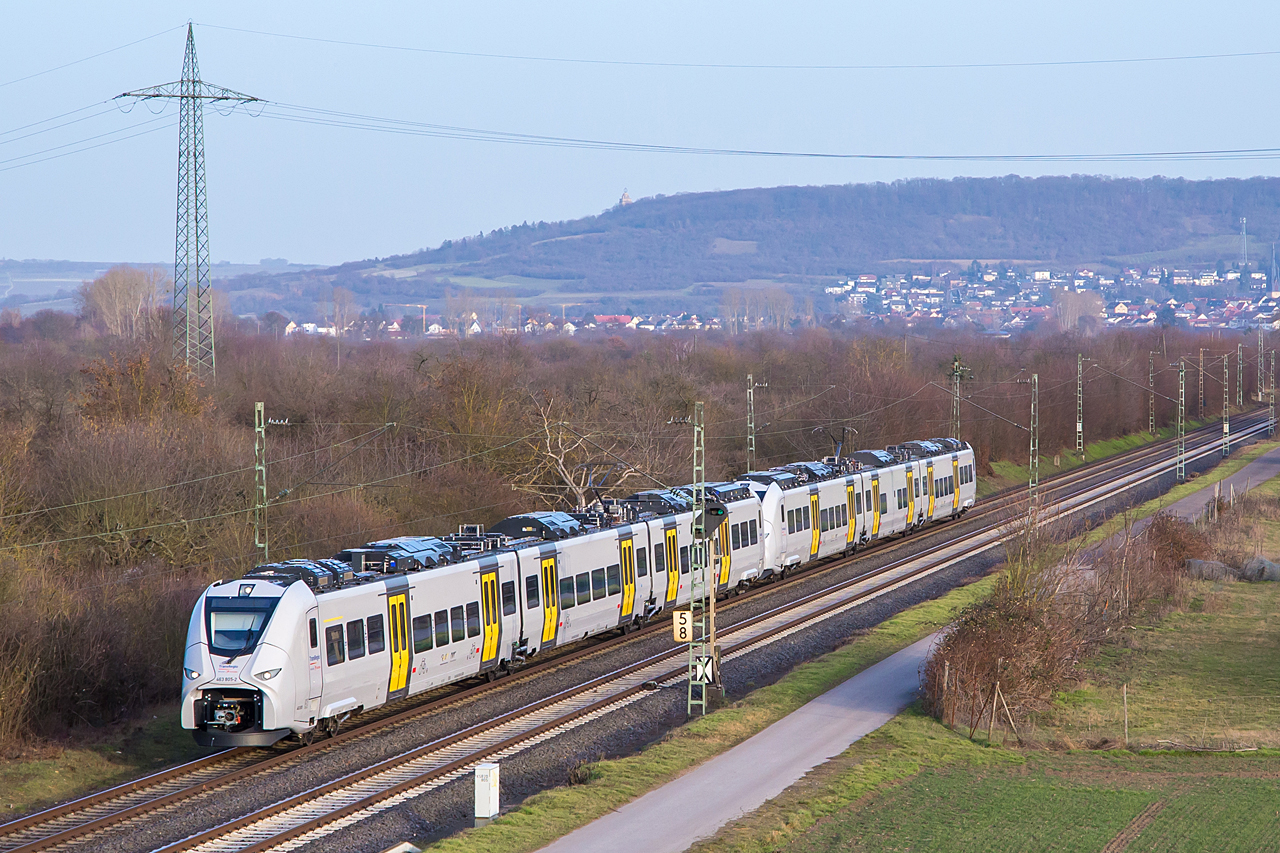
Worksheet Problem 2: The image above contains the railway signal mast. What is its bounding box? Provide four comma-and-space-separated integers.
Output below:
1149, 351, 1158, 436
1029, 373, 1039, 497
687, 402, 722, 716
1223, 356, 1230, 457
119, 25, 260, 379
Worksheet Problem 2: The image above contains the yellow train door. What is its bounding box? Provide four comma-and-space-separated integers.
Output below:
619, 537, 636, 621
665, 527, 679, 605
809, 491, 820, 558
717, 520, 731, 587
845, 483, 857, 546
952, 455, 961, 512
871, 474, 881, 537
906, 468, 915, 525
540, 555, 559, 649
386, 592, 410, 700
927, 460, 935, 518
479, 570, 501, 669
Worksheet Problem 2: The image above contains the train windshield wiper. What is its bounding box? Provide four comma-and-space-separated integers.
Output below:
224, 631, 258, 664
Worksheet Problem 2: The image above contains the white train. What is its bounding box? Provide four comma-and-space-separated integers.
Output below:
182, 439, 975, 745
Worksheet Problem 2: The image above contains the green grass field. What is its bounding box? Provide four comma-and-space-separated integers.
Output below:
787, 744, 1280, 853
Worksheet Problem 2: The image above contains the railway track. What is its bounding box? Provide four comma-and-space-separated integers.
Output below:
1, 413, 1269, 853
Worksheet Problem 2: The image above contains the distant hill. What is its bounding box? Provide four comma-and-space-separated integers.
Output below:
219, 175, 1280, 317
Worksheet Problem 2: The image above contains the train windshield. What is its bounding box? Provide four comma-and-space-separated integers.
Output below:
206, 597, 279, 658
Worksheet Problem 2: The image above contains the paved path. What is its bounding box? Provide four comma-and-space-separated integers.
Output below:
535, 633, 938, 853
1094, 444, 1280, 554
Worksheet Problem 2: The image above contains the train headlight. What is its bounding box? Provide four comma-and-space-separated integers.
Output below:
255, 668, 281, 681
185, 668, 201, 680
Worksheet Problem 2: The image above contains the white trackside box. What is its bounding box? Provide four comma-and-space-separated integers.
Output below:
475, 762, 500, 819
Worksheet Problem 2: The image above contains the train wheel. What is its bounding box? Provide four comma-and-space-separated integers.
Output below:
301, 729, 315, 747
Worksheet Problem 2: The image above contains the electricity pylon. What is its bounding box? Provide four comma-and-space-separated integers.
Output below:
119, 24, 260, 379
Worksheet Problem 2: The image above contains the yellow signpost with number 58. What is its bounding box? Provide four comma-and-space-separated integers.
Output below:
673, 609, 692, 643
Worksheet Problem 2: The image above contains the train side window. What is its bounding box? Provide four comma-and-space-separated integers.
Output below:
466, 602, 481, 638
367, 614, 385, 653
606, 564, 621, 595
309, 618, 318, 649
347, 619, 366, 660
854, 491, 862, 514
591, 568, 607, 600
653, 544, 665, 574
680, 545, 690, 574
325, 624, 345, 666
880, 493, 888, 514
915, 479, 920, 497
786, 509, 795, 534
501, 580, 517, 616
636, 547, 648, 577
865, 489, 872, 510
820, 509, 828, 532
731, 524, 741, 550
525, 574, 540, 609
802, 505, 810, 529
434, 609, 449, 646
412, 615, 433, 652
560, 577, 576, 610
576, 572, 592, 605
749, 519, 758, 544
451, 605, 466, 642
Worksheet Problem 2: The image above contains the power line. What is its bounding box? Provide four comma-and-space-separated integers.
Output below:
0, 24, 186, 90
198, 23, 1280, 72
249, 101, 1280, 163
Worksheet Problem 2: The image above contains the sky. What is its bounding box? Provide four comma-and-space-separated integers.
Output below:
3, 1, 1280, 266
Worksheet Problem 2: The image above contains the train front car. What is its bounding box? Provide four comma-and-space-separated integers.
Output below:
181, 575, 316, 746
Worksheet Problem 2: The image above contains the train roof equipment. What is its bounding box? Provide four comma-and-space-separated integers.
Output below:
242, 558, 354, 591
488, 511, 586, 541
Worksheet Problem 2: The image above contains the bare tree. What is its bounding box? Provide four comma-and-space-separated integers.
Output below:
77, 265, 168, 340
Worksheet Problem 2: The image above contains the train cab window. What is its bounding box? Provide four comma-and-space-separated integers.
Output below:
575, 572, 591, 605
680, 545, 691, 574
434, 609, 450, 646
412, 615, 433, 653
606, 564, 621, 595
854, 491, 862, 514
731, 524, 741, 550
367, 614, 385, 653
450, 606, 466, 642
525, 575, 540, 609
749, 519, 758, 544
636, 547, 648, 577
325, 624, 345, 666
309, 618, 318, 649
591, 568, 607, 600
653, 544, 666, 575
501, 580, 517, 616
347, 619, 366, 660
466, 602, 481, 638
